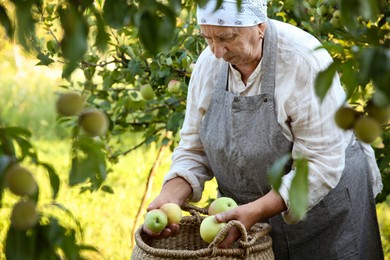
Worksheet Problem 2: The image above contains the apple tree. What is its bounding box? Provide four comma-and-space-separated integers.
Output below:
0, 0, 388, 257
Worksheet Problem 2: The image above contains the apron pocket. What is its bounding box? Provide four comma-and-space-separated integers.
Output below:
282, 186, 358, 260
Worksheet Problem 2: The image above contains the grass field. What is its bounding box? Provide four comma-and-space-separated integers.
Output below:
0, 44, 389, 260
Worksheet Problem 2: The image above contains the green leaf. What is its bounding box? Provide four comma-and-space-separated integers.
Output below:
39, 162, 60, 199
11, 0, 35, 51
315, 61, 339, 102
103, 0, 132, 29
267, 153, 292, 191
5, 226, 37, 260
0, 5, 14, 38
36, 51, 54, 66
101, 185, 114, 194
70, 137, 107, 190
289, 157, 309, 220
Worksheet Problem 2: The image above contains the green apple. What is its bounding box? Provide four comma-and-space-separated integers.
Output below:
56, 91, 85, 116
332, 10, 341, 20
160, 203, 182, 225
354, 116, 381, 143
144, 209, 168, 233
5, 165, 38, 197
140, 84, 156, 100
334, 107, 358, 130
208, 197, 238, 215
11, 200, 38, 230
199, 215, 226, 243
167, 80, 181, 94
79, 109, 109, 136
318, 5, 329, 16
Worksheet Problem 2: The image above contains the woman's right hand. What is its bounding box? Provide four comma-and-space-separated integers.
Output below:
142, 177, 192, 238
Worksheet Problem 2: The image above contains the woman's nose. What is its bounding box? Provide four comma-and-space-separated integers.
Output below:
212, 42, 227, 59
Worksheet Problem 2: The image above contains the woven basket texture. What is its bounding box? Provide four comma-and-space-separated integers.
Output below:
131, 205, 274, 260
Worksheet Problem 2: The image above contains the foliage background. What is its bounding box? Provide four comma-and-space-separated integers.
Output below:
0, 0, 389, 259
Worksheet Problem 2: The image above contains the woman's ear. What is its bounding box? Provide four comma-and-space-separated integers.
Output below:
258, 23, 267, 38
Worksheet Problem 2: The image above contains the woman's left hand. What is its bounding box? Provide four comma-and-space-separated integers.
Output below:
214, 203, 261, 248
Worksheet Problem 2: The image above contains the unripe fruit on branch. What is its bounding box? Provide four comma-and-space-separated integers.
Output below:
140, 84, 156, 100
334, 107, 358, 130
56, 91, 85, 116
79, 109, 109, 136
167, 80, 181, 94
354, 116, 381, 143
11, 200, 38, 230
5, 165, 38, 197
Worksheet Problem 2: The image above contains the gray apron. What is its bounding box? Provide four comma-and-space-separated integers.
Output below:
199, 19, 383, 260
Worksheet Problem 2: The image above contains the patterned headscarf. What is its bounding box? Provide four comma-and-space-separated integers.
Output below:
197, 0, 268, 27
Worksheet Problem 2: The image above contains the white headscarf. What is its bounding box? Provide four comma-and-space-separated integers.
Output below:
197, 0, 268, 27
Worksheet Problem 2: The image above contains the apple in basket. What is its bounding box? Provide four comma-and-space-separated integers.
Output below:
144, 209, 168, 233
208, 197, 238, 215
200, 215, 227, 243
160, 202, 183, 225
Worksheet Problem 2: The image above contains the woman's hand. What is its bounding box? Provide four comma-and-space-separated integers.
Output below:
214, 203, 261, 248
214, 190, 287, 248
142, 177, 192, 238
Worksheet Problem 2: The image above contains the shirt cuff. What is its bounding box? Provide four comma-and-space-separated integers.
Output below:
163, 169, 203, 202
278, 172, 302, 224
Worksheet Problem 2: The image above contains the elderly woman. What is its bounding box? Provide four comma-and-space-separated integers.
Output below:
144, 0, 384, 258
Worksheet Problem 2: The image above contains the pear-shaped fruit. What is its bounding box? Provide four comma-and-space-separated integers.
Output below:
56, 91, 85, 116
354, 116, 381, 143
334, 107, 358, 130
79, 109, 109, 136
5, 165, 38, 197
11, 200, 38, 230
140, 84, 156, 100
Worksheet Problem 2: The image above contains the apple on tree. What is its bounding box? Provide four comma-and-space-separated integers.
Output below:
199, 215, 226, 244
56, 91, 85, 117
140, 84, 156, 100
167, 80, 181, 94
208, 197, 238, 215
5, 164, 38, 197
160, 202, 182, 225
144, 209, 168, 233
11, 199, 38, 230
78, 109, 109, 136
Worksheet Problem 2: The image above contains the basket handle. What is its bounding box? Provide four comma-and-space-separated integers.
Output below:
209, 220, 272, 249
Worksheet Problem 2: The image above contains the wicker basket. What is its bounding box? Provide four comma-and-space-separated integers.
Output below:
131, 204, 274, 260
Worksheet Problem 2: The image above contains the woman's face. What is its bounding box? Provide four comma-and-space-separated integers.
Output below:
200, 24, 264, 66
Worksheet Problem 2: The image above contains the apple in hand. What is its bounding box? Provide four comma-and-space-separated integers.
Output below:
208, 197, 238, 215
200, 215, 226, 243
144, 209, 168, 233
160, 202, 182, 225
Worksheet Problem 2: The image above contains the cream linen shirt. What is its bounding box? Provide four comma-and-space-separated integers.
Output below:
163, 19, 383, 222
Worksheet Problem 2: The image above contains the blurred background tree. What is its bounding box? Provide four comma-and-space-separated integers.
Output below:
0, 0, 389, 258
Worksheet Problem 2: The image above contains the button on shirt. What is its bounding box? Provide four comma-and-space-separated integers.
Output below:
163, 19, 383, 222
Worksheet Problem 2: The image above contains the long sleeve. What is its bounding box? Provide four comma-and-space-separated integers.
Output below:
163, 48, 220, 202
